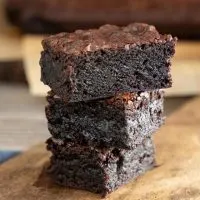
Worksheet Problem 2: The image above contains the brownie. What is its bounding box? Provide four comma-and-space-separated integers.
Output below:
45, 90, 164, 149
40, 23, 176, 102
47, 136, 155, 197
5, 0, 200, 38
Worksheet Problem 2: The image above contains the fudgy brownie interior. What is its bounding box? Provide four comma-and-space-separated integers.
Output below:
40, 23, 176, 102
46, 90, 164, 149
47, 136, 155, 196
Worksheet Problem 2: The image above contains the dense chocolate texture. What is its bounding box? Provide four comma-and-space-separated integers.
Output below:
47, 137, 155, 196
45, 90, 164, 149
5, 0, 200, 38
40, 23, 176, 102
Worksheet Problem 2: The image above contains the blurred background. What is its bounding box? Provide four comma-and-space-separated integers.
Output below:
0, 0, 199, 163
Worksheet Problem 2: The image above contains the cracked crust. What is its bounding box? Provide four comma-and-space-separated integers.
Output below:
41, 23, 176, 56
40, 24, 176, 102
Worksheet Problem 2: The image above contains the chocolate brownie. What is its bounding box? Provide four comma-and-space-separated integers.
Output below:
45, 90, 164, 149
40, 23, 176, 102
5, 0, 200, 38
47, 137, 155, 196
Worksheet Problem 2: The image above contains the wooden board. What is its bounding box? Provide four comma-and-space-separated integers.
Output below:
22, 35, 200, 97
0, 97, 200, 200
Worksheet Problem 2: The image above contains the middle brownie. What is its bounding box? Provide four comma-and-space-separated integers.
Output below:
45, 90, 164, 149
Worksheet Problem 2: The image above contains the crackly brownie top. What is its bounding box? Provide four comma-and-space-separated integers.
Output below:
42, 23, 176, 56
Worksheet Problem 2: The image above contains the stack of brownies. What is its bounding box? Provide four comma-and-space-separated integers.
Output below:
40, 23, 177, 196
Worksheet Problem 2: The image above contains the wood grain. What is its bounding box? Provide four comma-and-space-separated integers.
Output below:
22, 35, 200, 97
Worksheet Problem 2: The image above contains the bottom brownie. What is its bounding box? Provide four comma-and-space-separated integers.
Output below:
47, 137, 155, 196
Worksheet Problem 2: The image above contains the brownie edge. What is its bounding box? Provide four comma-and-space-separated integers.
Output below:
40, 23, 176, 102
46, 90, 164, 149
47, 137, 155, 197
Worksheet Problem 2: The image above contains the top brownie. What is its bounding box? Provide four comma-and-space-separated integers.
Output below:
40, 23, 177, 102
